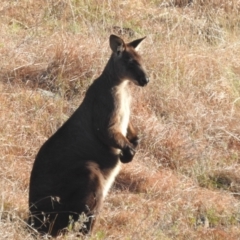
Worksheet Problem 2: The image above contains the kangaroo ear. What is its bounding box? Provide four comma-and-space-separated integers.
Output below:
109, 35, 126, 55
128, 36, 146, 50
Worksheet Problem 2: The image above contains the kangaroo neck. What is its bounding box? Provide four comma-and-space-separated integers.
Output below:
99, 55, 123, 88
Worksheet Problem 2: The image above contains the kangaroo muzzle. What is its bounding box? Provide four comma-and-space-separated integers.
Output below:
139, 76, 150, 87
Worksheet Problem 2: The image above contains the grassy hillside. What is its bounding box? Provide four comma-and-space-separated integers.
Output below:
1, 0, 240, 239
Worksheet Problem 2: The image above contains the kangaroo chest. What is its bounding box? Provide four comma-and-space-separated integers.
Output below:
114, 82, 131, 136
101, 83, 131, 198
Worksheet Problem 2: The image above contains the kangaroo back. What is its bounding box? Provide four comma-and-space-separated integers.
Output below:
28, 35, 149, 237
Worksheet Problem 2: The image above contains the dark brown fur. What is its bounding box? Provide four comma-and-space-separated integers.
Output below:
28, 35, 149, 237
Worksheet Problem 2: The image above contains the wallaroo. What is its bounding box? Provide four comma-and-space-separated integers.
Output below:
28, 34, 149, 237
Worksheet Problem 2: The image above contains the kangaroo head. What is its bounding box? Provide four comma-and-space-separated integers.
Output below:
109, 34, 149, 87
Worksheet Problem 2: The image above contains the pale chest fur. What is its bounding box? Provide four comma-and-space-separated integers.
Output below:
102, 82, 131, 198
114, 81, 131, 136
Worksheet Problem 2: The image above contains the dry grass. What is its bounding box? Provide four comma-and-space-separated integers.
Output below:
1, 0, 240, 239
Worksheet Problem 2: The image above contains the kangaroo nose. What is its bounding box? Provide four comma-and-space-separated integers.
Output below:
140, 76, 149, 86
